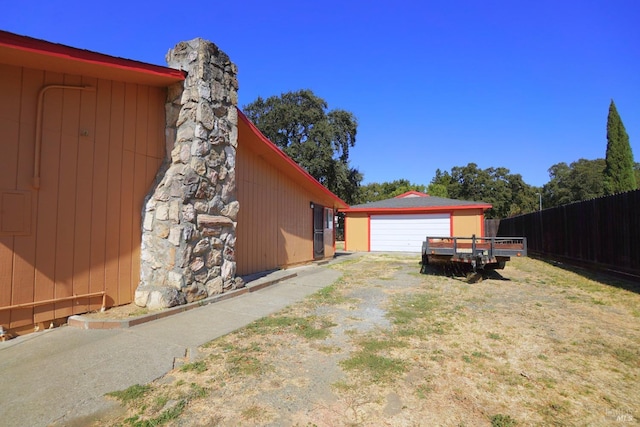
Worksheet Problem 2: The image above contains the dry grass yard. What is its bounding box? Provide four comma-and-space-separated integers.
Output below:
99, 254, 640, 426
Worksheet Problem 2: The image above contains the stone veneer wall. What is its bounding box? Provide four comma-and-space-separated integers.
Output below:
135, 38, 243, 310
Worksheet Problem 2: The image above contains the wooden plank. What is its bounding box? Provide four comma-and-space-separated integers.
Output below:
129, 85, 149, 304
0, 237, 13, 328
147, 87, 163, 160
0, 64, 21, 189
117, 82, 137, 305
9, 68, 41, 328
135, 85, 149, 156
88, 78, 111, 312
130, 152, 146, 302
33, 71, 64, 324
71, 76, 97, 314
104, 80, 124, 308
118, 150, 134, 305
54, 74, 82, 319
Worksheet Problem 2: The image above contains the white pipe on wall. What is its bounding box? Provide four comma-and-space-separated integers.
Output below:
33, 84, 95, 189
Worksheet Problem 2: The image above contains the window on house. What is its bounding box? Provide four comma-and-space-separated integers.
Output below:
325, 208, 333, 229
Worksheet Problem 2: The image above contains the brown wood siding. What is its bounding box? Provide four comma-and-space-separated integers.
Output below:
0, 63, 166, 332
236, 140, 317, 276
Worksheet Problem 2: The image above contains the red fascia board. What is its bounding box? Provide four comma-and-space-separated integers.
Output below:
340, 204, 491, 214
237, 109, 349, 209
0, 30, 185, 86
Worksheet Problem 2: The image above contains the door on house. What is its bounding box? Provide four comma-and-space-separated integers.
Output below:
313, 203, 325, 260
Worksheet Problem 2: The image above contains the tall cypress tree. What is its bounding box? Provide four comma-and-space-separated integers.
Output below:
604, 100, 637, 194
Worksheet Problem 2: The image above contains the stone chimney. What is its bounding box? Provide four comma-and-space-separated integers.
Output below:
135, 38, 242, 310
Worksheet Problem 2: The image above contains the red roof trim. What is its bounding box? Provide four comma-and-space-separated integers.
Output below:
237, 109, 348, 209
394, 191, 429, 198
0, 30, 185, 83
340, 204, 491, 214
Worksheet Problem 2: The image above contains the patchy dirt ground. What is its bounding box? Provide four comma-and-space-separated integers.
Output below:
99, 254, 640, 426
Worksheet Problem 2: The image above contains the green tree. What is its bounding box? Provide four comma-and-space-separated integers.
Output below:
355, 179, 427, 204
430, 163, 538, 218
604, 100, 637, 194
542, 159, 606, 208
426, 183, 448, 198
243, 89, 362, 204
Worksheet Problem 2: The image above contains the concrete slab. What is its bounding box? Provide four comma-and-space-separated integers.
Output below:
0, 254, 357, 427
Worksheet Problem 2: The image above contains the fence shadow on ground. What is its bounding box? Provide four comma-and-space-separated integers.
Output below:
533, 255, 640, 296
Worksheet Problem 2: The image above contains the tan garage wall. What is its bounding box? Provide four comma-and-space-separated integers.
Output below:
452, 209, 485, 237
344, 213, 369, 251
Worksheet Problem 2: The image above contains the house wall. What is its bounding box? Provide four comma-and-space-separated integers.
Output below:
344, 213, 369, 251
236, 127, 315, 275
452, 209, 484, 237
0, 63, 165, 333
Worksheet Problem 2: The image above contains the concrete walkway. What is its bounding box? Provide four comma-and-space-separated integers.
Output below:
0, 254, 356, 427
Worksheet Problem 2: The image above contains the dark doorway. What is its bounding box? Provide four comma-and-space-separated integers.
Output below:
313, 204, 325, 260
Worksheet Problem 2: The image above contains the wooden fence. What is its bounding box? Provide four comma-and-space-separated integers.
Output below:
497, 189, 640, 278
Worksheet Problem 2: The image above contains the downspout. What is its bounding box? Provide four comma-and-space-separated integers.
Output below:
32, 85, 95, 189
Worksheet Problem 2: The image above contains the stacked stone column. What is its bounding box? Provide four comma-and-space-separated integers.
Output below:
135, 38, 242, 310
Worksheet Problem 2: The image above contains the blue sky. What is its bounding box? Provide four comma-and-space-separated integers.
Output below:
3, 0, 639, 188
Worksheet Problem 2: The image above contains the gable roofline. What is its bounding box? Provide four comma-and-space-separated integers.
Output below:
0, 30, 186, 86
341, 205, 491, 214
395, 190, 429, 198
341, 194, 491, 213
237, 109, 349, 210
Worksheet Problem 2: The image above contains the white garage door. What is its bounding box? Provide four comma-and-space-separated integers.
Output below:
370, 214, 450, 252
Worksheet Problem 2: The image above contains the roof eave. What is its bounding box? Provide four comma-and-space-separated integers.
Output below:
340, 204, 492, 214
0, 30, 186, 86
237, 109, 349, 210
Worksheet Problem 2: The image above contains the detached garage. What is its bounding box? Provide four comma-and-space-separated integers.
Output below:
343, 191, 491, 252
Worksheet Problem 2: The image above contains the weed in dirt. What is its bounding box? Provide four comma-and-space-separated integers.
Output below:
358, 336, 407, 352
396, 325, 426, 338
613, 347, 638, 366
430, 349, 445, 362
189, 382, 208, 398
541, 399, 571, 424
490, 413, 517, 426
340, 351, 406, 383
152, 395, 169, 412
241, 404, 270, 422
179, 360, 207, 373
415, 383, 433, 399
316, 344, 341, 353
227, 352, 267, 376
331, 379, 356, 392
388, 292, 439, 325
106, 384, 152, 404
124, 399, 186, 427
245, 314, 335, 340
487, 332, 502, 340
310, 283, 349, 305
